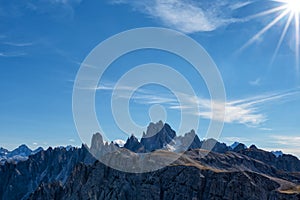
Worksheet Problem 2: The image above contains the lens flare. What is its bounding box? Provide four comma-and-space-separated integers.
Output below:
240, 0, 300, 71
287, 0, 300, 14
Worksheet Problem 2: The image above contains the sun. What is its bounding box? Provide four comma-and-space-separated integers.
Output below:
286, 0, 300, 13
239, 0, 300, 71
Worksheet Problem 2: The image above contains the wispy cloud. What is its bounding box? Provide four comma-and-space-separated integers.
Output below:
97, 82, 177, 104
165, 89, 299, 126
269, 135, 300, 146
0, 37, 32, 58
112, 0, 246, 33
196, 98, 267, 126
97, 82, 300, 127
229, 1, 253, 10
0, 0, 82, 19
249, 78, 261, 86
212, 90, 299, 125
3, 42, 33, 47
0, 52, 27, 57
267, 135, 300, 157
73, 61, 99, 69
69, 139, 75, 143
259, 127, 273, 131
49, 0, 82, 4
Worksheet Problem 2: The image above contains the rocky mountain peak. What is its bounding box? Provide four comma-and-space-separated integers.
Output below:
179, 130, 202, 150
9, 144, 32, 157
145, 120, 164, 137
90, 132, 104, 150
141, 121, 176, 152
230, 142, 240, 149
233, 143, 247, 152
90, 132, 106, 158
32, 147, 43, 155
250, 144, 258, 149
201, 138, 229, 153
1, 122, 300, 200
124, 135, 144, 152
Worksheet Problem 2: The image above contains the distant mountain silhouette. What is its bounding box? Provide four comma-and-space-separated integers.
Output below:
0, 145, 43, 165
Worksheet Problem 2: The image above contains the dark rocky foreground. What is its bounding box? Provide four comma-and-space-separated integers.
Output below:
1, 122, 300, 200
29, 150, 300, 200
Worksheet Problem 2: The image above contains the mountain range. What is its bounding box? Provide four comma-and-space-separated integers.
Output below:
0, 121, 300, 200
0, 145, 43, 165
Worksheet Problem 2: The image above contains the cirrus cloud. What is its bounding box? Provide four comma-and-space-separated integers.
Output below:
111, 0, 248, 33
97, 81, 300, 127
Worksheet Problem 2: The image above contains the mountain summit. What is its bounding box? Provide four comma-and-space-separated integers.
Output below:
141, 121, 176, 152
1, 122, 300, 199
0, 144, 43, 165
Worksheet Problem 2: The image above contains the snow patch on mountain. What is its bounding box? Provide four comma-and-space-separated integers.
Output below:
113, 139, 126, 147
271, 150, 283, 157
0, 145, 44, 165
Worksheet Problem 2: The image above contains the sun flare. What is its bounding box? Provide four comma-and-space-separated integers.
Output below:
240, 0, 300, 71
286, 0, 300, 13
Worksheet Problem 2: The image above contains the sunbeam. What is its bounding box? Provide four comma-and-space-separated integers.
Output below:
240, 9, 290, 51
246, 5, 288, 20
295, 12, 299, 71
271, 13, 294, 64
241, 0, 300, 71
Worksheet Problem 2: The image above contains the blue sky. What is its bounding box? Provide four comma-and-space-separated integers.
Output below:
0, 0, 300, 156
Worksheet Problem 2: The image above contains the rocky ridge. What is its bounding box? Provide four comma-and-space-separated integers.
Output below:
0, 145, 43, 165
0, 121, 300, 200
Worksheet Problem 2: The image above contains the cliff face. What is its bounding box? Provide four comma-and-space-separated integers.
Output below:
0, 145, 94, 200
28, 150, 300, 200
237, 148, 300, 172
141, 121, 176, 152
1, 122, 300, 200
1, 144, 300, 200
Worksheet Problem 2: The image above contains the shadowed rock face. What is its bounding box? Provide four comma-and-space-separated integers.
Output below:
91, 133, 104, 151
0, 145, 43, 165
28, 149, 300, 200
232, 143, 247, 152
237, 147, 300, 172
114, 121, 230, 154
1, 122, 300, 200
141, 121, 176, 152
0, 145, 94, 200
174, 130, 202, 151
124, 135, 145, 153
201, 138, 229, 153
1, 143, 300, 200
